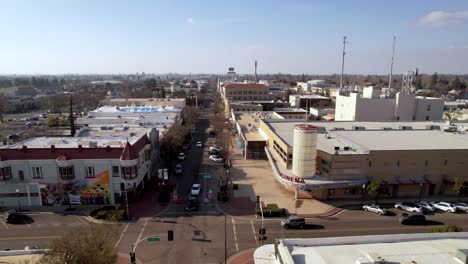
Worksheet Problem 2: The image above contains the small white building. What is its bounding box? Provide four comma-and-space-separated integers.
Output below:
335, 87, 444, 121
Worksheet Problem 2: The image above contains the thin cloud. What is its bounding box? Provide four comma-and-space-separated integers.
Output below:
186, 17, 195, 25
419, 11, 468, 26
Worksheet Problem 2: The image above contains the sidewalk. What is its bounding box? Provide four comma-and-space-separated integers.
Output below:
221, 136, 342, 218
226, 248, 255, 264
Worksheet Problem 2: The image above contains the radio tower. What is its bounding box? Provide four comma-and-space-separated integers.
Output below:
254, 60, 258, 82
388, 36, 396, 89
340, 36, 348, 90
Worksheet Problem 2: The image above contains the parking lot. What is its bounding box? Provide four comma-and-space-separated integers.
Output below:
0, 212, 89, 250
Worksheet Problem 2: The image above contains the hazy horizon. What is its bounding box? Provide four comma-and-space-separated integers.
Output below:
1, 0, 468, 75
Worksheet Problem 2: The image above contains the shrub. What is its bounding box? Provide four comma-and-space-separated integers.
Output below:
94, 210, 125, 221
432, 224, 463, 233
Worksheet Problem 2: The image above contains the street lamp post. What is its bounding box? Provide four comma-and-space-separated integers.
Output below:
418, 183, 423, 202
361, 184, 366, 206
15, 189, 21, 211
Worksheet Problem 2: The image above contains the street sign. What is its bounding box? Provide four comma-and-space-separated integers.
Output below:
202, 175, 212, 179
147, 237, 160, 242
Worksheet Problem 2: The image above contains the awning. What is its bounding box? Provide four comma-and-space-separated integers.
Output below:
383, 179, 431, 186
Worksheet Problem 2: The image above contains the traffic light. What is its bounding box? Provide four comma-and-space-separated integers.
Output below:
168, 230, 174, 241
130, 252, 136, 263
256, 196, 260, 203
258, 236, 267, 241
259, 228, 266, 235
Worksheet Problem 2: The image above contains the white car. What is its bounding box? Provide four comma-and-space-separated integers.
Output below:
415, 201, 435, 212
362, 204, 387, 215
209, 155, 224, 163
394, 202, 423, 213
209, 146, 221, 152
432, 202, 457, 213
175, 164, 183, 174
191, 184, 201, 196
451, 202, 468, 212
178, 152, 185, 161
196, 141, 203, 148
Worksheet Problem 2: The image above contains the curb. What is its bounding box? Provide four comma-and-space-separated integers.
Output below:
226, 247, 256, 264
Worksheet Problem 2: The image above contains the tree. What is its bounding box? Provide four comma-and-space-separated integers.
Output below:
40, 224, 118, 264
452, 176, 467, 201
366, 181, 385, 203
69, 96, 76, 137
430, 72, 439, 86
48, 95, 68, 116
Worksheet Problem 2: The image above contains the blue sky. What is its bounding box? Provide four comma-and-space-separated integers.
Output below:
1, 0, 468, 75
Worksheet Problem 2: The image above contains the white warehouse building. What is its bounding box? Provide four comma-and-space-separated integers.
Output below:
335, 87, 444, 121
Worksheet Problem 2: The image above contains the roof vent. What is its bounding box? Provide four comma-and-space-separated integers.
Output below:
383, 127, 393, 130
78, 145, 83, 152
352, 126, 366, 131
51, 145, 56, 152
334, 146, 340, 150
22, 145, 28, 152
399, 125, 412, 130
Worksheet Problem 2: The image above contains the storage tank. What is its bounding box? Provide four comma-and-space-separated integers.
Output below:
292, 124, 317, 179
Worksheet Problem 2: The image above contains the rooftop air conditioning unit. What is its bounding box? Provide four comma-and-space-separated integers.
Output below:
444, 126, 457, 132
399, 126, 412, 130
344, 146, 350, 151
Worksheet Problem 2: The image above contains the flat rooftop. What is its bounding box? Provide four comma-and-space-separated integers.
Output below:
290, 94, 330, 99
234, 112, 279, 141
261, 120, 468, 154
256, 233, 468, 264
3, 136, 142, 149
78, 127, 149, 138
92, 105, 181, 113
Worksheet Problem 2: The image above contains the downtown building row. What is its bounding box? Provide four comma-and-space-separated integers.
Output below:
232, 111, 468, 200
0, 98, 185, 207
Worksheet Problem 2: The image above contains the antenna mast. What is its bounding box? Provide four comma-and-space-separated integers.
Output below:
389, 36, 396, 89
340, 36, 347, 90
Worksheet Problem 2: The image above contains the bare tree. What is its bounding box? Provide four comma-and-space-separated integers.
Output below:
40, 224, 118, 264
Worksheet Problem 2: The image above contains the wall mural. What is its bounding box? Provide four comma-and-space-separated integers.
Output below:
40, 170, 111, 206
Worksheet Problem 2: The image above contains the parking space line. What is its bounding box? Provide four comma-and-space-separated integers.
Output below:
134, 220, 149, 251
250, 220, 258, 246
0, 218, 8, 229
231, 217, 239, 251
114, 222, 130, 248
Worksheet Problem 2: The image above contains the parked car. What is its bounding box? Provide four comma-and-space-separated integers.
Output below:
415, 201, 435, 212
394, 202, 423, 213
281, 216, 306, 229
362, 204, 387, 215
175, 164, 183, 174
178, 152, 185, 161
209, 146, 221, 152
196, 141, 203, 148
432, 202, 457, 213
6, 212, 33, 225
191, 184, 201, 196
185, 200, 199, 212
451, 202, 468, 212
209, 149, 222, 156
209, 155, 224, 163
397, 213, 426, 225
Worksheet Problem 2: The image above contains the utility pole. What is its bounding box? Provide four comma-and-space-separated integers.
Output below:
388, 35, 396, 89
340, 36, 347, 90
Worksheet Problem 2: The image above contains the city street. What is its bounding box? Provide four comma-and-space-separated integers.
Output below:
1, 90, 468, 263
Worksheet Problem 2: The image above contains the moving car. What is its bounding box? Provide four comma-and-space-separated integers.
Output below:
178, 152, 185, 161
209, 155, 224, 163
451, 202, 468, 212
432, 202, 457, 213
191, 184, 201, 196
397, 213, 426, 225
281, 216, 306, 229
175, 164, 183, 174
362, 204, 387, 215
394, 202, 423, 213
185, 200, 199, 212
195, 141, 203, 148
415, 201, 435, 212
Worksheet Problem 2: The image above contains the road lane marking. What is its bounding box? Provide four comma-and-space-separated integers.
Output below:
231, 217, 239, 251
250, 220, 258, 246
114, 222, 130, 249
0, 218, 8, 229
134, 220, 149, 251
76, 216, 88, 225
0, 236, 61, 240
